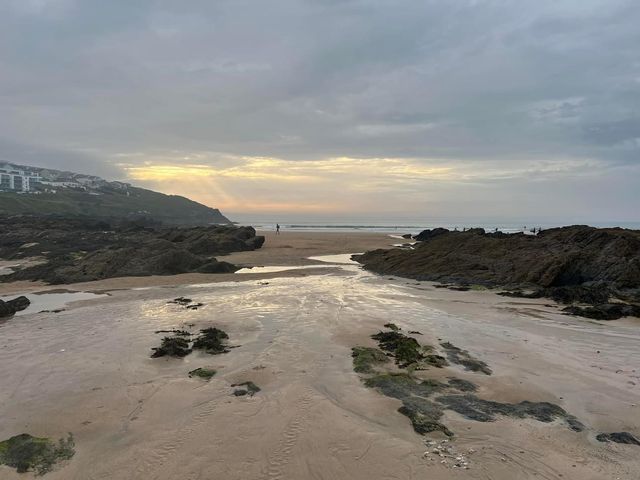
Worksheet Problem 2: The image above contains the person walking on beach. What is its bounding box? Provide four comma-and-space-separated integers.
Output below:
276, 223, 280, 235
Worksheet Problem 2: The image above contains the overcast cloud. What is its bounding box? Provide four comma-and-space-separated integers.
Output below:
1, 0, 639, 222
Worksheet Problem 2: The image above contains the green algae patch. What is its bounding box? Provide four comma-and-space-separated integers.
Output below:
232, 381, 261, 397
351, 346, 390, 373
193, 327, 230, 354
0, 433, 75, 475
440, 342, 492, 375
188, 367, 217, 380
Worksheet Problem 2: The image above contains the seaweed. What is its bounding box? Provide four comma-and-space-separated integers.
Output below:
232, 381, 261, 396
154, 329, 191, 336
169, 297, 192, 305
168, 298, 205, 310
192, 327, 229, 354
371, 330, 426, 367
351, 346, 390, 373
188, 367, 217, 380
0, 433, 75, 475
151, 336, 192, 358
440, 342, 492, 375
383, 323, 400, 331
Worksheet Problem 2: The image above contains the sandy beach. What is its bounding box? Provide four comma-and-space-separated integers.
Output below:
1, 231, 639, 479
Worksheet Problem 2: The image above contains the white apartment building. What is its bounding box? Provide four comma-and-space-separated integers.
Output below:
0, 164, 43, 192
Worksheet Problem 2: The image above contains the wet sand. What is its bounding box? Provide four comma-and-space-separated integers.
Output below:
0, 233, 639, 479
0, 231, 391, 296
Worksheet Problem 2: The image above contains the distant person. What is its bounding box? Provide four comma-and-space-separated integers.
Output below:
276, 223, 280, 235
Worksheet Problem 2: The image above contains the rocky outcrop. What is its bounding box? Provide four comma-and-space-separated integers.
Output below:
413, 227, 449, 242
0, 216, 264, 284
354, 226, 640, 319
0, 296, 30, 318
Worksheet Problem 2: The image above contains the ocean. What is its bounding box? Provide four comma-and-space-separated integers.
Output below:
231, 218, 640, 235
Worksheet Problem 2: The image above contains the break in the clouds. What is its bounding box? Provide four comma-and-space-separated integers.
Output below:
1, 0, 639, 222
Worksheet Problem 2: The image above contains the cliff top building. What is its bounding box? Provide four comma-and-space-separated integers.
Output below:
0, 164, 43, 192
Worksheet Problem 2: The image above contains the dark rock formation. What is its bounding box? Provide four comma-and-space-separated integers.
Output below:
412, 227, 449, 242
0, 296, 30, 318
562, 304, 640, 320
0, 215, 265, 284
354, 226, 640, 319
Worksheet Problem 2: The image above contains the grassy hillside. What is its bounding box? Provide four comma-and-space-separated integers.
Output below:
0, 187, 231, 225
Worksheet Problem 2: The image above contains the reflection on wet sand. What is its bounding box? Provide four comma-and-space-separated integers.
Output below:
0, 260, 638, 479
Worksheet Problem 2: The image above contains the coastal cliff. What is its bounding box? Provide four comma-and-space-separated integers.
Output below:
354, 226, 640, 319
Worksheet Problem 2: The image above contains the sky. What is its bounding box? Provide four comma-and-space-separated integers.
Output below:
1, 0, 639, 224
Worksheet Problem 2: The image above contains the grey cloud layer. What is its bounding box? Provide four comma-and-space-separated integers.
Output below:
1, 0, 638, 219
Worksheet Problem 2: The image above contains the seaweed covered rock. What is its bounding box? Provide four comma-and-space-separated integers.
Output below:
436, 395, 584, 431
364, 373, 446, 400
364, 374, 452, 436
151, 336, 192, 358
232, 381, 261, 396
371, 330, 425, 367
0, 433, 75, 475
192, 327, 230, 354
596, 432, 640, 445
399, 398, 452, 437
351, 347, 390, 373
0, 296, 30, 318
440, 342, 492, 375
152, 326, 231, 358
188, 367, 217, 380
353, 326, 585, 439
447, 378, 477, 392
